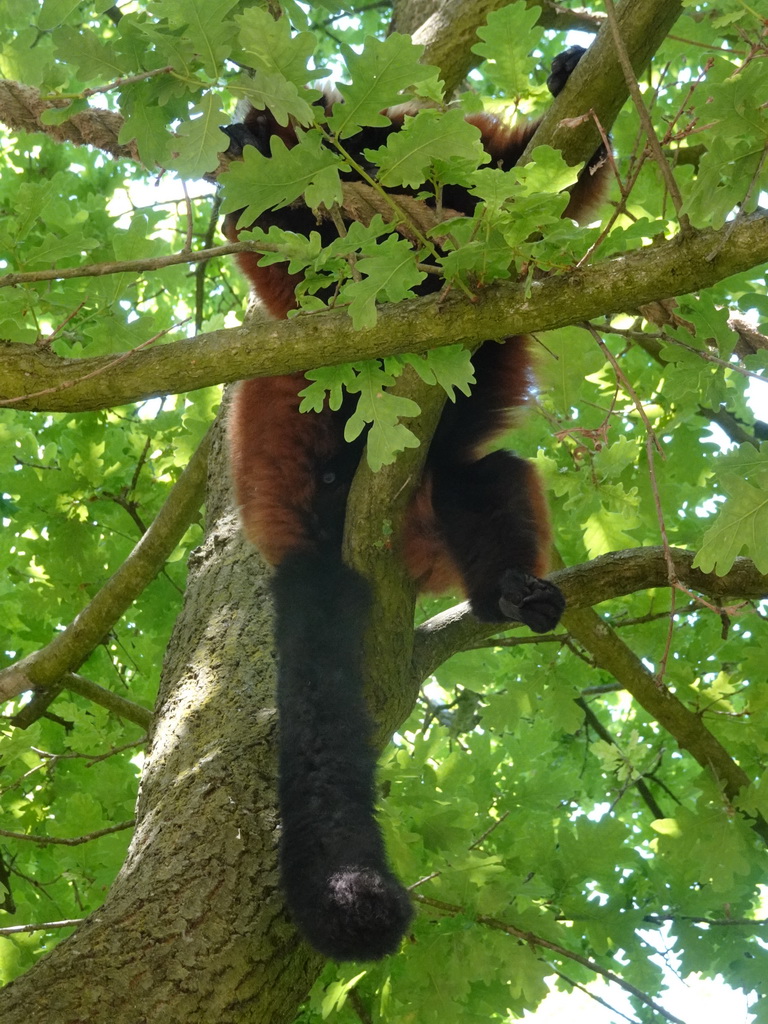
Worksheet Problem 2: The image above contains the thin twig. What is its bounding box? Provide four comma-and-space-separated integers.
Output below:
0, 821, 135, 846
468, 810, 510, 851
59, 66, 174, 100
576, 697, 666, 819
553, 967, 639, 1024
408, 810, 511, 891
603, 0, 689, 229
643, 913, 768, 927
348, 988, 374, 1024
412, 892, 687, 1024
0, 918, 85, 936
29, 736, 146, 768
585, 323, 663, 454
0, 241, 257, 288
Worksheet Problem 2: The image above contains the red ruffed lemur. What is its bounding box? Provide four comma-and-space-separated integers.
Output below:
221, 45, 608, 962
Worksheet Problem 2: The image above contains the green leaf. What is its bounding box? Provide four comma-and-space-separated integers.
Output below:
327, 34, 441, 139
693, 445, 768, 575
241, 225, 324, 275
233, 8, 318, 90
52, 26, 127, 82
537, 326, 605, 415
471, 4, 541, 98
150, 0, 240, 77
400, 346, 475, 401
366, 108, 486, 189
299, 364, 359, 413
21, 231, 99, 269
340, 233, 426, 329
118, 95, 174, 168
514, 144, 580, 195
343, 362, 421, 470
235, 69, 318, 128
583, 507, 642, 558
38, 0, 83, 32
220, 131, 342, 224
169, 93, 228, 177
682, 58, 768, 227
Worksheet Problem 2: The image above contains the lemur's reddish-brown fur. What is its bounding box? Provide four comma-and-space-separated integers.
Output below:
226, 331, 550, 588
223, 46, 609, 963
224, 90, 607, 600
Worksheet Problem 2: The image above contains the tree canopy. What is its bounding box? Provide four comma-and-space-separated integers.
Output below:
1, 1, 768, 1022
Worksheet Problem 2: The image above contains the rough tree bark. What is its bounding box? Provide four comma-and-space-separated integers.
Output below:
0, 419, 327, 1023
390, 0, 604, 95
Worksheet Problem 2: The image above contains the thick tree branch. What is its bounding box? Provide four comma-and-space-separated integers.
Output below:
392, 0, 514, 95
525, 0, 684, 165
412, 546, 768, 682
343, 366, 448, 735
0, 79, 138, 161
532, 1, 603, 34
413, 545, 768, 841
391, 1, 604, 96
60, 671, 153, 729
562, 604, 768, 840
0, 429, 211, 707
2, 211, 767, 413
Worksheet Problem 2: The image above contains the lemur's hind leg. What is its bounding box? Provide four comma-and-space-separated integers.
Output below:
428, 450, 564, 632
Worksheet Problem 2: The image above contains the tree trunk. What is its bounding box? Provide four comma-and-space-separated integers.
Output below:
0, 419, 327, 1024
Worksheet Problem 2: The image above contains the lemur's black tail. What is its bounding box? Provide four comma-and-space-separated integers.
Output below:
271, 551, 413, 961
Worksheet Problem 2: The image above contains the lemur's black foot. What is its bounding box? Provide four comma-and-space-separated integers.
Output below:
497, 570, 566, 633
547, 44, 587, 97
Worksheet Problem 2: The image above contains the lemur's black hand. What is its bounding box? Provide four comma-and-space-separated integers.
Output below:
220, 113, 273, 158
547, 44, 587, 97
